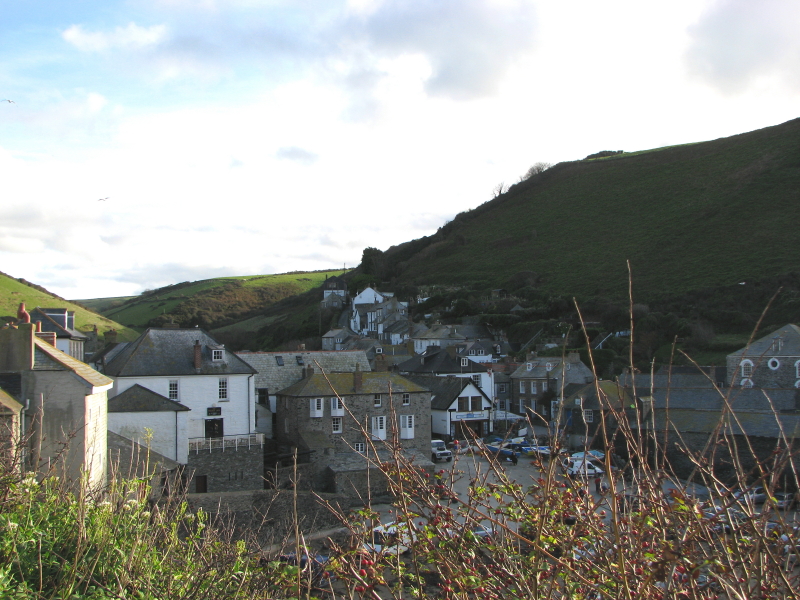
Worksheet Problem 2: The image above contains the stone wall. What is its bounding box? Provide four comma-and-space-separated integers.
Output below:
186, 489, 354, 547
187, 444, 264, 493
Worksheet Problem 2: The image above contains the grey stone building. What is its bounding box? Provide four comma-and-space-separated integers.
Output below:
509, 352, 594, 418
726, 323, 800, 389
275, 369, 431, 493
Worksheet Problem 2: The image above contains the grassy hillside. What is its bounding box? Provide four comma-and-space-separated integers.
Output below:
377, 117, 800, 299
0, 271, 139, 341
89, 270, 348, 331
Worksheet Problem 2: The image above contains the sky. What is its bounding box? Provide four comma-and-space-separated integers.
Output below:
1, 0, 799, 300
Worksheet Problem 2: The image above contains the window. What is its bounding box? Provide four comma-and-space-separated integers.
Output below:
477, 349, 484, 355
371, 416, 386, 440
740, 360, 753, 378
296, 356, 304, 365
526, 362, 533, 371
207, 407, 222, 416
531, 381, 538, 395
275, 356, 284, 366
402, 393, 410, 405
771, 337, 783, 352
583, 409, 593, 423
400, 415, 414, 439
499, 383, 507, 393
519, 381, 526, 394
542, 381, 548, 392
461, 358, 469, 367
469, 349, 476, 355
354, 442, 366, 453
218, 378, 228, 400
458, 397, 469, 411
332, 417, 342, 434
336, 338, 342, 343
741, 378, 754, 388
374, 394, 382, 407
257, 388, 268, 406
330, 397, 344, 416
310, 398, 324, 417
472, 374, 481, 388
169, 380, 179, 400
376, 347, 383, 354
551, 400, 559, 418
768, 358, 781, 371
575, 397, 582, 406
212, 349, 223, 361
519, 398, 525, 413
471, 396, 482, 411
795, 360, 800, 378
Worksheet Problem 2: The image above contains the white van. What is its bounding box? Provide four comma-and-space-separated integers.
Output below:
562, 458, 604, 478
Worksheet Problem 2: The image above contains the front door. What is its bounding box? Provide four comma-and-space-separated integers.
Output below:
205, 418, 223, 438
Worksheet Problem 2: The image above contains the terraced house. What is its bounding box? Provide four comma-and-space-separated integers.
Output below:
275, 368, 431, 494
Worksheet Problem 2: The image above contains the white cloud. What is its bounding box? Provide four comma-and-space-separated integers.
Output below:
62, 22, 168, 52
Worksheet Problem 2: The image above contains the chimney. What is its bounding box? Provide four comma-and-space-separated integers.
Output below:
298, 343, 306, 351
194, 340, 202, 371
354, 364, 363, 393
34, 322, 57, 347
568, 351, 580, 364
0, 323, 36, 371
104, 329, 118, 344
17, 302, 30, 324
445, 345, 457, 358
307, 366, 314, 376
374, 353, 388, 372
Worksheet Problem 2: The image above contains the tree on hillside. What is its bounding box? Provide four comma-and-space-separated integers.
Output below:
519, 161, 552, 182
492, 181, 507, 197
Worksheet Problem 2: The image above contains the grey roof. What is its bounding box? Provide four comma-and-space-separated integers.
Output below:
649, 408, 800, 439
109, 384, 190, 413
88, 342, 129, 366
510, 357, 594, 385
728, 324, 800, 360
103, 328, 256, 378
0, 374, 22, 399
30, 307, 88, 340
277, 372, 429, 397
236, 350, 371, 393
397, 347, 486, 375
108, 431, 181, 476
405, 375, 490, 410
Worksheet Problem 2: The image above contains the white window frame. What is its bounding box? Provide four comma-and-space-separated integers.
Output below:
551, 400, 559, 419
376, 347, 383, 354
519, 398, 525, 413
740, 360, 753, 378
400, 415, 414, 439
519, 381, 526, 394
795, 359, 800, 378
332, 416, 343, 434
499, 383, 507, 393
218, 378, 228, 400
768, 358, 781, 371
741, 378, 754, 388
212, 349, 224, 361
374, 394, 382, 407
354, 442, 366, 453
402, 393, 410, 406
461, 358, 469, 367
583, 409, 593, 423
371, 416, 386, 440
310, 397, 324, 418
330, 397, 344, 416
531, 381, 538, 395
169, 379, 179, 400
526, 362, 533, 371
542, 381, 548, 392
472, 374, 482, 388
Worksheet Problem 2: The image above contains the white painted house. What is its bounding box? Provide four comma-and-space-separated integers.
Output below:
406, 375, 494, 441
101, 328, 257, 465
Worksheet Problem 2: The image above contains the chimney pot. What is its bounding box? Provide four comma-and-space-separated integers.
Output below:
354, 366, 363, 393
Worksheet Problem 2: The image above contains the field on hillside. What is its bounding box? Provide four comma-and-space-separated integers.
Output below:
382, 117, 800, 300
96, 270, 347, 330
0, 272, 139, 340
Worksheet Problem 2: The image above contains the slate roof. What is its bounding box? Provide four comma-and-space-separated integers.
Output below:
107, 431, 181, 476
397, 347, 486, 375
510, 357, 594, 385
0, 386, 22, 413
237, 350, 371, 393
650, 408, 800, 439
32, 337, 112, 387
108, 384, 190, 413
0, 374, 23, 399
88, 342, 129, 366
404, 375, 490, 410
728, 324, 800, 359
561, 381, 631, 410
30, 307, 87, 340
103, 328, 256, 378
277, 372, 429, 398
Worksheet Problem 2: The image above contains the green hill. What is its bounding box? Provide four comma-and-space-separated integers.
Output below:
86, 270, 348, 332
0, 271, 139, 341
374, 117, 800, 299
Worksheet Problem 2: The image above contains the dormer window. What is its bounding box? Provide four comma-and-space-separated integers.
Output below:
526, 362, 533, 371
771, 337, 783, 352
461, 358, 469, 367
740, 360, 753, 378
376, 347, 383, 354
296, 356, 304, 366
275, 356, 284, 366
741, 378, 754, 388
211, 347, 224, 362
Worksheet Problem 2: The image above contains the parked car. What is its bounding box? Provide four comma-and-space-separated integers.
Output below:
363, 521, 417, 555
734, 486, 768, 504
276, 552, 334, 585
431, 439, 453, 463
571, 450, 605, 460
562, 458, 604, 478
773, 492, 798, 510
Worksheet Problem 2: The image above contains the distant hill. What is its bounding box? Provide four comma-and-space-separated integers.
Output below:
83, 270, 349, 333
370, 117, 800, 300
0, 271, 139, 341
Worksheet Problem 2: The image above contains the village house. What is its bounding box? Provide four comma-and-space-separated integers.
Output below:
509, 352, 595, 419
320, 275, 349, 309
99, 327, 262, 494
405, 374, 493, 442
28, 306, 88, 360
0, 320, 112, 489
397, 345, 495, 393
235, 349, 371, 438
321, 328, 354, 351
274, 368, 431, 494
